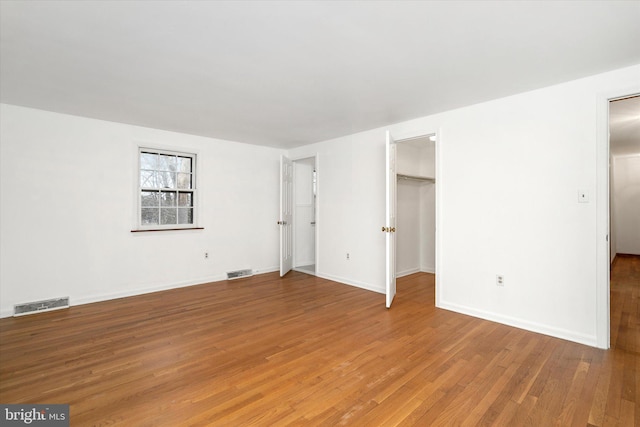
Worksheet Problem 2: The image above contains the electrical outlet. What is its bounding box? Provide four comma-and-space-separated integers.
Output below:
578, 190, 589, 203
205, 252, 209, 259
496, 275, 504, 286
346, 253, 350, 260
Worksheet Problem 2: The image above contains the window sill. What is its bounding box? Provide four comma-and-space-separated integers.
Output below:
131, 227, 204, 233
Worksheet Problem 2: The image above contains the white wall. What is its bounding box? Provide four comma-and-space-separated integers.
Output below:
288, 135, 386, 292
612, 155, 640, 255
419, 180, 436, 273
396, 180, 421, 276
289, 64, 640, 347
0, 104, 282, 317
3, 65, 638, 345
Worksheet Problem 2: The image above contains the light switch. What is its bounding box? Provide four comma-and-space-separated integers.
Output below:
578, 190, 589, 203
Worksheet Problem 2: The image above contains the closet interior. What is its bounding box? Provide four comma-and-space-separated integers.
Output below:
396, 136, 436, 277
293, 157, 316, 275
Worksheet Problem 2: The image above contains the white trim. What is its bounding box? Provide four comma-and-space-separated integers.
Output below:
396, 268, 420, 278
435, 128, 442, 309
131, 142, 202, 230
396, 268, 436, 276
316, 272, 384, 294
611, 152, 640, 160
438, 300, 597, 347
315, 155, 321, 276
391, 130, 440, 306
595, 85, 640, 349
132, 141, 201, 231
0, 266, 280, 319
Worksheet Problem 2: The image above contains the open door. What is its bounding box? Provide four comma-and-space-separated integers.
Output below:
384, 131, 397, 307
279, 155, 293, 276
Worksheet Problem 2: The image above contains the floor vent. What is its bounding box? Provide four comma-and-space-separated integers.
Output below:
227, 269, 253, 280
14, 297, 70, 316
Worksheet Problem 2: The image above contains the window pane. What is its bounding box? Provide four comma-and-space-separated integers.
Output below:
140, 170, 157, 188
139, 149, 196, 228
158, 154, 177, 171
141, 191, 159, 207
140, 152, 157, 170
160, 208, 177, 225
141, 208, 159, 225
178, 156, 192, 173
160, 191, 176, 207
157, 171, 176, 188
178, 192, 193, 207
178, 208, 193, 224
177, 173, 192, 189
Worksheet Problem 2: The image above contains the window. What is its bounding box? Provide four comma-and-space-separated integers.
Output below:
138, 148, 196, 229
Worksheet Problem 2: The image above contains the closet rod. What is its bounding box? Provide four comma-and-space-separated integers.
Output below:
397, 173, 435, 183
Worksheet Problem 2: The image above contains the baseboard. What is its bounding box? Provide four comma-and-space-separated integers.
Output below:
396, 268, 420, 278
294, 260, 315, 268
316, 272, 384, 295
397, 267, 435, 278
615, 252, 640, 258
248, 266, 280, 275
0, 265, 280, 319
437, 300, 598, 348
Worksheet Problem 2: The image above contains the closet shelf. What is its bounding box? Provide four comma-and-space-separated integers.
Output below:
397, 173, 435, 183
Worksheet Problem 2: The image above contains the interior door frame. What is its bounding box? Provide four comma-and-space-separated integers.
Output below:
595, 86, 640, 349
291, 154, 319, 276
387, 129, 441, 307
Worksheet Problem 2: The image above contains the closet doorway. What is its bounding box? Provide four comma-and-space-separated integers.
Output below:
609, 95, 640, 265
396, 135, 436, 278
384, 133, 436, 307
293, 156, 317, 275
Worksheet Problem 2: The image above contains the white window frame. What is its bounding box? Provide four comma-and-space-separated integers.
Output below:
136, 147, 198, 231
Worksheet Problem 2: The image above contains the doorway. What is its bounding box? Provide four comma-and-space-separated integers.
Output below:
608, 95, 640, 348
384, 132, 437, 308
293, 156, 317, 275
609, 95, 640, 265
396, 135, 436, 278
596, 89, 640, 348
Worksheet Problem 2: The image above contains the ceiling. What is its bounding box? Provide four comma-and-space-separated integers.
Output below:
610, 96, 640, 157
1, 1, 639, 149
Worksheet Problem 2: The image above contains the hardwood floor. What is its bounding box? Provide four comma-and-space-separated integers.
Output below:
1, 257, 638, 426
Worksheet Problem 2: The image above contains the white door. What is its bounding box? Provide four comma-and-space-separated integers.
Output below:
385, 131, 397, 307
279, 155, 294, 276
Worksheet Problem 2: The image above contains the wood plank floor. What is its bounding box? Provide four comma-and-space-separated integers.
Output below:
1, 256, 638, 426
